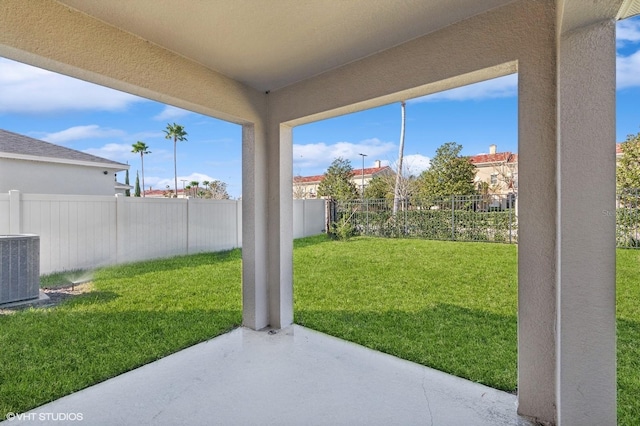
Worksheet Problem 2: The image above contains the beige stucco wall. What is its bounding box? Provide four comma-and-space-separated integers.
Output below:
0, 158, 122, 196
474, 164, 518, 195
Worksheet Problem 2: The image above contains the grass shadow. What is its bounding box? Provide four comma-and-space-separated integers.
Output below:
295, 303, 517, 391
293, 234, 331, 249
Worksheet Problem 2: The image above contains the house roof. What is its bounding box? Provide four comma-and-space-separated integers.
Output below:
143, 189, 186, 197
469, 152, 518, 165
294, 165, 393, 184
0, 128, 128, 169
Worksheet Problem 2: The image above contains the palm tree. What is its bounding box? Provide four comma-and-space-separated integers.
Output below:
190, 180, 199, 198
202, 180, 210, 198
164, 123, 188, 197
131, 141, 151, 197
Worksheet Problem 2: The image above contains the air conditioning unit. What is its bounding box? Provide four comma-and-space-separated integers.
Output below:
0, 234, 40, 305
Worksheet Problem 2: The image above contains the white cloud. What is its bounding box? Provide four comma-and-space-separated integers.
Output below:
293, 138, 396, 169
402, 154, 431, 174
0, 58, 145, 114
410, 74, 518, 103
153, 105, 192, 121
617, 50, 640, 89
83, 143, 136, 163
42, 125, 125, 144
385, 154, 431, 175
617, 19, 640, 44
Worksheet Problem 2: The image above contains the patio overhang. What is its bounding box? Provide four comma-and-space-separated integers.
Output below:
0, 1, 630, 424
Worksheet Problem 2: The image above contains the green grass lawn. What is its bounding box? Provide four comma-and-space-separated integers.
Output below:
294, 236, 519, 391
294, 235, 640, 425
0, 250, 242, 416
1, 235, 638, 424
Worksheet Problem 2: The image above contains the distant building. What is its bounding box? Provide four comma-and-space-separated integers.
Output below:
143, 188, 187, 198
0, 128, 129, 196
470, 144, 518, 196
293, 160, 394, 199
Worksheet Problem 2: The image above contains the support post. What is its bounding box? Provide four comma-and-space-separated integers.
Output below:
555, 20, 617, 425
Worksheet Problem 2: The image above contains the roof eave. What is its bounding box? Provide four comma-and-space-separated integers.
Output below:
0, 152, 129, 170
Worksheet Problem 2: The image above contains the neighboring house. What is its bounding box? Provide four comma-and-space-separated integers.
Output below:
114, 181, 132, 196
293, 160, 393, 199
470, 144, 518, 196
143, 188, 187, 198
616, 143, 624, 161
0, 128, 129, 196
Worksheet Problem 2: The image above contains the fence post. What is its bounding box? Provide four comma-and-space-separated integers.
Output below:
451, 194, 455, 241
403, 198, 408, 236
9, 190, 21, 234
115, 194, 127, 263
236, 200, 242, 248
509, 202, 512, 244
302, 199, 307, 238
186, 197, 191, 254
366, 199, 369, 235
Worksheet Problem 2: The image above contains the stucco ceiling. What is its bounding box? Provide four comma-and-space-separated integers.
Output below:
55, 0, 517, 92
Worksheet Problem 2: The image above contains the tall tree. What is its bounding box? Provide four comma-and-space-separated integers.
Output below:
393, 101, 406, 214
207, 180, 231, 199
131, 141, 151, 197
416, 142, 476, 198
317, 157, 359, 202
364, 175, 392, 200
189, 180, 200, 198
617, 132, 640, 192
134, 171, 141, 197
124, 169, 130, 197
164, 123, 188, 197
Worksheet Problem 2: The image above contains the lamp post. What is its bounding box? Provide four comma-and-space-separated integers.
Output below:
180, 179, 187, 198
358, 153, 367, 199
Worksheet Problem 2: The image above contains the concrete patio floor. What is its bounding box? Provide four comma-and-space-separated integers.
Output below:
11, 325, 536, 426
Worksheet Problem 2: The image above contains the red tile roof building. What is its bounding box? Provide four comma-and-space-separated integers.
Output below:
293, 160, 393, 199
469, 145, 518, 195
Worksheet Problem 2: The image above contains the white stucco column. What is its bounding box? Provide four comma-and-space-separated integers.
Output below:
517, 36, 559, 426
242, 120, 294, 330
242, 123, 269, 330
556, 20, 617, 425
266, 123, 294, 329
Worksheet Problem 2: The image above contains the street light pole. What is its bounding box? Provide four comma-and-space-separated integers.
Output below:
358, 153, 367, 199
180, 179, 187, 198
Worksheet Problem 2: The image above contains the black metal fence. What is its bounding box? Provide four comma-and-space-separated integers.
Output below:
328, 191, 640, 248
617, 189, 640, 248
329, 194, 517, 244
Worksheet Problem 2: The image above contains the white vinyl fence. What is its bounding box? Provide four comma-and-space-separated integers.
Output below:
0, 191, 325, 274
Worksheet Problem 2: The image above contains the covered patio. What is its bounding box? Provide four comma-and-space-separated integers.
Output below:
1, 1, 636, 424
10, 325, 533, 426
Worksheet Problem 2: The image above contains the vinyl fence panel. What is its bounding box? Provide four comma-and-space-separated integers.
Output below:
2, 192, 326, 274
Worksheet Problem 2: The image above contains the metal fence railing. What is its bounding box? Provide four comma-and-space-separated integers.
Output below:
617, 189, 640, 249
328, 191, 640, 248
329, 194, 517, 244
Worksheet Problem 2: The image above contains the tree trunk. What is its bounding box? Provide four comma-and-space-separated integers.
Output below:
141, 153, 145, 197
393, 101, 406, 215
173, 139, 178, 198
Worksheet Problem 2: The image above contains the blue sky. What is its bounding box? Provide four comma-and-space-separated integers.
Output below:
1, 17, 639, 198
